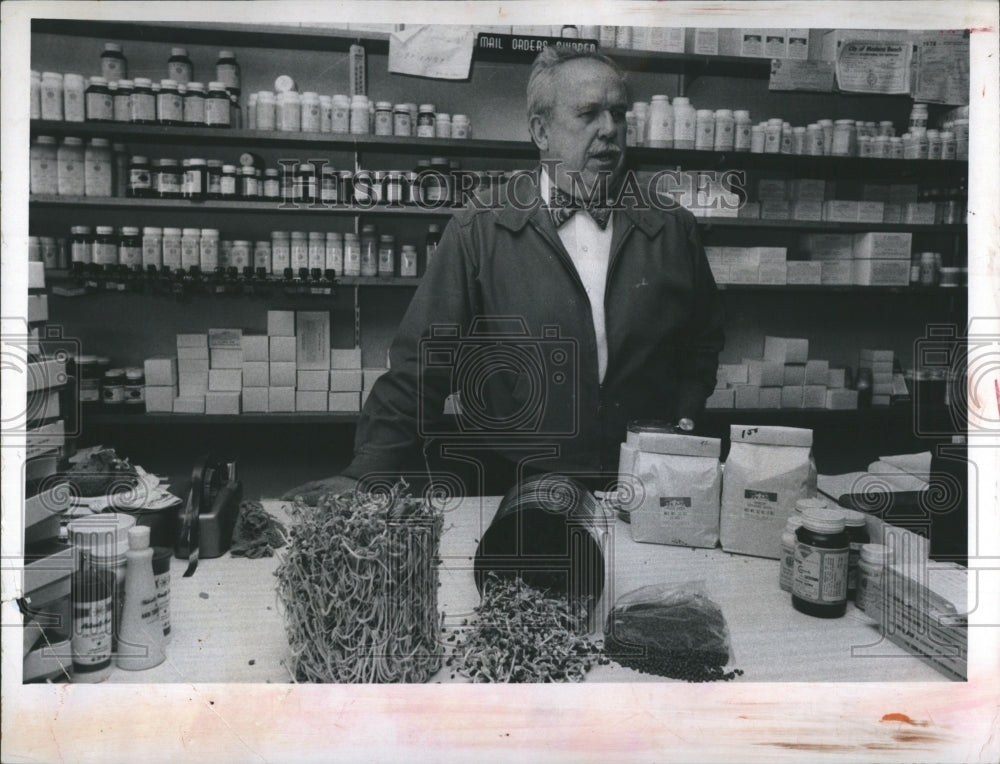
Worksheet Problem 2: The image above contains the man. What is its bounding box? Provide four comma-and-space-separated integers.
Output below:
285, 47, 724, 502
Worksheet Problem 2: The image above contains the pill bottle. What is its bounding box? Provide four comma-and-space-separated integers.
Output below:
952, 118, 969, 159
791, 126, 806, 155
256, 91, 276, 131
451, 112, 472, 140
156, 79, 183, 124
141, 227, 162, 269
301, 91, 321, 132
102, 368, 126, 406
123, 367, 145, 408
85, 76, 114, 122
253, 240, 272, 273
100, 42, 127, 82
30, 136, 59, 195
228, 239, 250, 271
343, 232, 361, 276
270, 231, 291, 272
349, 95, 370, 135
878, 120, 895, 137
392, 103, 412, 136
63, 73, 87, 122
153, 158, 180, 198
205, 82, 231, 127
632, 101, 648, 145
889, 136, 903, 160
70, 226, 94, 265
792, 507, 849, 618
331, 94, 350, 133
75, 354, 101, 403
320, 167, 339, 204
31, 70, 42, 119
179, 81, 205, 124
647, 95, 673, 148
857, 135, 872, 158
908, 102, 928, 131
215, 50, 240, 91
359, 225, 378, 277
325, 232, 344, 273
779, 514, 804, 593
160, 228, 182, 270
130, 77, 156, 124
290, 231, 309, 271
377, 234, 395, 276
383, 171, 406, 205
763, 118, 782, 154
939, 131, 956, 160
93, 226, 118, 266
416, 104, 436, 138
838, 509, 870, 599
240, 166, 258, 199
199, 228, 219, 271
374, 101, 393, 135
817, 119, 833, 155
913, 128, 929, 159
733, 110, 752, 151
112, 79, 133, 122
84, 138, 113, 197
57, 136, 86, 196
856, 544, 894, 615
435, 112, 452, 138
263, 168, 281, 199
295, 162, 317, 204
180, 228, 201, 270
671, 97, 695, 149
694, 110, 715, 150
926, 129, 942, 160
805, 123, 824, 156
832, 119, 856, 156
276, 91, 300, 132
303, 232, 323, 271
168, 47, 193, 84
713, 109, 735, 151
40, 72, 64, 121
872, 135, 889, 158
183, 158, 207, 199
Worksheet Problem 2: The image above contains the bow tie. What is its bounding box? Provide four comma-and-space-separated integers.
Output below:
547, 186, 613, 231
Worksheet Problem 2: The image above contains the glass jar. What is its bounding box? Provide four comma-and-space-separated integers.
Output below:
290, 231, 309, 272
85, 76, 114, 122
229, 240, 251, 271
263, 168, 281, 199
256, 91, 276, 131
30, 70, 41, 120
218, 164, 237, 198
215, 50, 240, 91
154, 158, 181, 198
57, 136, 86, 196
205, 82, 231, 127
93, 226, 118, 267
127, 155, 152, 197
374, 101, 393, 136
270, 231, 291, 273
342, 232, 361, 276
307, 232, 325, 271
301, 92, 321, 132
416, 104, 436, 138
167, 47, 193, 84
383, 171, 406, 205
118, 226, 142, 269
102, 369, 126, 406
70, 226, 94, 265
205, 159, 223, 198
253, 240, 272, 274
393, 104, 411, 137
377, 234, 395, 276
183, 158, 207, 199
162, 227, 183, 270
359, 225, 378, 277
239, 166, 258, 199
40, 72, 64, 121
124, 368, 145, 408
325, 232, 344, 273
792, 507, 849, 618
101, 42, 127, 81
63, 73, 86, 122
130, 77, 156, 124
84, 138, 113, 197
180, 228, 201, 270
30, 135, 59, 195
156, 79, 183, 124
182, 81, 205, 124
112, 79, 133, 122
141, 227, 162, 269
295, 163, 317, 204
331, 95, 350, 133
400, 245, 418, 277
76, 355, 102, 403
199, 228, 219, 271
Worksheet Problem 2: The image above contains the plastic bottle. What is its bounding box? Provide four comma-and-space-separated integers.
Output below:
856, 543, 893, 615
205, 82, 231, 127
63, 73, 87, 122
71, 567, 114, 682
343, 232, 361, 276
113, 79, 133, 122
130, 77, 156, 124
157, 79, 184, 124
256, 91, 276, 131
84, 138, 113, 197
647, 95, 673, 148
57, 136, 86, 196
117, 526, 166, 670
694, 109, 715, 150
713, 109, 735, 151
350, 95, 370, 135
167, 47, 193, 84
733, 110, 752, 151
301, 91, 321, 132
764, 118, 782, 154
215, 50, 240, 92
672, 97, 696, 149
30, 135, 58, 195
40, 72, 64, 121
325, 232, 344, 273
360, 224, 378, 276
101, 42, 128, 81
416, 103, 436, 138
85, 76, 114, 122
162, 227, 183, 270
331, 94, 350, 133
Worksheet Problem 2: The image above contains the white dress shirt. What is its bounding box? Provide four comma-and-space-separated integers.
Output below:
541, 168, 613, 383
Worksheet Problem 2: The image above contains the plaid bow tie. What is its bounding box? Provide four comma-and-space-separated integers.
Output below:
547, 186, 613, 231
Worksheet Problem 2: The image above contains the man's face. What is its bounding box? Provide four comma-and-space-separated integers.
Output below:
533, 59, 628, 194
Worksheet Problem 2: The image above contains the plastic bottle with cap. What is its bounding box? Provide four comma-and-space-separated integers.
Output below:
116, 525, 166, 670
101, 42, 128, 81
167, 47, 193, 84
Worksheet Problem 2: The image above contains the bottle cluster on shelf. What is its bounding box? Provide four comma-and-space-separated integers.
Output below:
30, 136, 129, 197
32, 46, 242, 128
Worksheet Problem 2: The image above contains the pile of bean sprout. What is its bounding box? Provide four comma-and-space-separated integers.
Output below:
275, 482, 443, 683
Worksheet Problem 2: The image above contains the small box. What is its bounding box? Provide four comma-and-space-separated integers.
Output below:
297, 369, 329, 391
764, 337, 809, 364
783, 364, 806, 385
858, 202, 886, 224
178, 358, 209, 374
862, 184, 891, 202
822, 200, 861, 222
270, 335, 296, 363
269, 361, 296, 387
729, 262, 758, 284
828, 368, 847, 388
296, 311, 331, 370
821, 260, 854, 285
872, 371, 894, 385
267, 310, 295, 336
803, 234, 854, 260
210, 348, 243, 369
759, 387, 782, 409
853, 232, 912, 260
177, 345, 209, 360
144, 386, 177, 413
882, 203, 903, 223
173, 396, 206, 414
328, 392, 362, 412
176, 333, 208, 348
764, 29, 787, 58
738, 202, 761, 219
781, 385, 804, 408
179, 372, 209, 397
761, 200, 791, 220
718, 363, 749, 385
209, 368, 242, 392
860, 349, 894, 363
363, 368, 389, 390
208, 328, 243, 348
268, 387, 295, 412
758, 178, 788, 201
786, 261, 823, 285
144, 357, 177, 386
789, 179, 827, 201
296, 390, 328, 412
805, 360, 829, 385
734, 385, 760, 409
241, 335, 269, 362
826, 389, 858, 410
206, 391, 241, 415
28, 262, 46, 289
242, 387, 268, 412
872, 394, 892, 406
873, 382, 894, 396
864, 363, 894, 377
686, 27, 719, 55
709, 262, 730, 284
726, 247, 758, 266
803, 385, 827, 408
753, 247, 787, 263
904, 202, 936, 224
329, 369, 363, 391
745, 359, 785, 387
740, 28, 766, 57
705, 387, 735, 409
792, 201, 824, 221
786, 29, 810, 60
758, 262, 787, 285
242, 361, 269, 388
889, 184, 919, 204
853, 259, 911, 286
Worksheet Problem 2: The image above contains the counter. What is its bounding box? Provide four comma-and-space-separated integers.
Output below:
104, 498, 947, 683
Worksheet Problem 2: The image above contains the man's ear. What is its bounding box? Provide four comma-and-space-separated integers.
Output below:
528, 114, 548, 151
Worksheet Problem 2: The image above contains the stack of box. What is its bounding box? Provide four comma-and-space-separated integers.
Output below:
330, 346, 363, 412
859, 348, 894, 406
240, 333, 269, 412
208, 328, 242, 415
717, 29, 810, 59
267, 310, 297, 412
799, 232, 912, 286
704, 246, 788, 285
743, 179, 933, 226
295, 311, 330, 412
175, 334, 208, 413
144, 356, 178, 412
706, 336, 857, 410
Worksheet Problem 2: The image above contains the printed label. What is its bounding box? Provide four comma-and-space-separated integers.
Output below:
72, 598, 113, 666
793, 543, 848, 603
291, 243, 309, 270
743, 488, 778, 519
659, 496, 692, 521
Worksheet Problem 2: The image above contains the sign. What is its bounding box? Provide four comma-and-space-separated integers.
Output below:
836, 39, 913, 94
475, 33, 599, 63
769, 59, 836, 92
913, 33, 970, 105
388, 26, 476, 80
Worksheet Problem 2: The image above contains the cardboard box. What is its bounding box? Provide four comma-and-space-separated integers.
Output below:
705, 387, 735, 409
178, 358, 209, 374
726, 247, 759, 266
740, 29, 766, 58
208, 368, 242, 392
738, 202, 761, 219
821, 260, 854, 285
803, 385, 827, 408
242, 361, 269, 388
786, 28, 809, 59
709, 263, 730, 284
759, 387, 782, 409
753, 247, 787, 263
329, 369, 364, 391
644, 27, 685, 53
268, 387, 295, 412
144, 357, 177, 386
210, 348, 243, 369
718, 363, 749, 385
805, 360, 829, 385
904, 202, 936, 224
853, 259, 911, 286
328, 392, 362, 412
269, 335, 296, 363
363, 368, 389, 390
803, 234, 853, 260
26, 294, 47, 323
822, 200, 861, 222
297, 369, 329, 391
746, 359, 785, 387
761, 200, 791, 220
872, 394, 892, 406
825, 388, 857, 409
853, 232, 912, 260
781, 385, 804, 408
786, 261, 823, 285
179, 372, 209, 397
729, 263, 758, 284
176, 333, 208, 347
267, 310, 295, 336
206, 391, 241, 415
764, 337, 809, 364
792, 201, 824, 221
686, 27, 719, 55
177, 345, 209, 360
857, 202, 886, 224
241, 334, 269, 362
295, 390, 328, 412
764, 29, 787, 58
734, 385, 760, 409
173, 396, 206, 414
208, 328, 242, 348
144, 385, 177, 413
783, 364, 806, 385
269, 361, 296, 387
242, 387, 268, 412
828, 368, 847, 388
758, 178, 788, 200
882, 203, 903, 223
28, 261, 46, 290
296, 311, 331, 370
758, 262, 788, 285
789, 179, 827, 202
873, 382, 894, 396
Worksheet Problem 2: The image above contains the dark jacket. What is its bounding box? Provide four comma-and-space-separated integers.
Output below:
343, 171, 725, 479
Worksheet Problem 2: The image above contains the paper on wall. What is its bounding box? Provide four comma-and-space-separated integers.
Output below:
769, 59, 836, 92
913, 34, 970, 105
389, 25, 476, 80
836, 39, 912, 94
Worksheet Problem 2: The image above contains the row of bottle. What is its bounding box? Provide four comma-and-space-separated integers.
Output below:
87, 42, 240, 89
63, 224, 443, 278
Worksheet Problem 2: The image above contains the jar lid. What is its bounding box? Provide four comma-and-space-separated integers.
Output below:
142, 226, 163, 235
715, 109, 733, 117
361, 224, 376, 233
264, 168, 279, 177
182, 227, 201, 236
89, 137, 110, 147
271, 230, 290, 238
186, 82, 205, 93
344, 232, 359, 239
95, 225, 115, 234
170, 46, 189, 56
208, 81, 226, 91
784, 515, 804, 532
326, 231, 344, 239
257, 90, 275, 100
650, 94, 669, 102
379, 234, 394, 242
240, 166, 256, 175
218, 50, 236, 59
302, 91, 319, 99
734, 109, 750, 118
70, 225, 93, 234
108, 82, 119, 91
274, 75, 297, 92
767, 117, 783, 125
206, 159, 223, 168
350, 94, 368, 104
297, 162, 315, 172
125, 367, 144, 379
332, 94, 350, 104
133, 77, 152, 87
673, 96, 690, 105
890, 136, 902, 143
800, 507, 846, 534
115, 81, 134, 90
838, 508, 868, 527
940, 131, 954, 139
104, 368, 126, 378
834, 119, 855, 125
41, 71, 63, 80
807, 123, 820, 129
120, 226, 140, 236
436, 113, 451, 120
35, 135, 57, 144
163, 227, 182, 235
321, 166, 336, 176
792, 126, 806, 133
695, 109, 713, 117
200, 228, 220, 237
418, 103, 436, 112
375, 101, 392, 109
221, 164, 237, 173
308, 231, 325, 239
860, 543, 893, 564
393, 103, 409, 111
319, 95, 332, 103
103, 42, 124, 53
188, 158, 207, 166
62, 137, 84, 146
232, 239, 251, 246
157, 158, 179, 167
290, 231, 307, 238
70, 512, 136, 554
402, 244, 417, 252
31, 69, 41, 78
795, 497, 829, 513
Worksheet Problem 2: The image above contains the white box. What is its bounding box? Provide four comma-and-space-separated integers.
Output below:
826, 389, 858, 409
764, 29, 787, 58
786, 261, 823, 285
206, 391, 241, 415
173, 396, 205, 414
760, 200, 791, 220
363, 367, 389, 390
144, 386, 177, 412
297, 369, 329, 391
330, 347, 363, 369
295, 391, 328, 412
329, 369, 364, 391
269, 361, 296, 387
718, 363, 749, 385
804, 234, 854, 260
786, 29, 809, 60
828, 368, 847, 388
791, 201, 824, 221
740, 28, 766, 57
753, 247, 787, 263
745, 359, 784, 387
296, 311, 331, 370
852, 232, 913, 260
738, 202, 761, 219
179, 372, 209, 397
242, 361, 269, 388
242, 387, 269, 412
781, 385, 804, 408
328, 392, 362, 412
822, 200, 861, 222
729, 263, 758, 284
805, 360, 829, 385
144, 357, 177, 386
821, 260, 854, 285
783, 364, 806, 385
705, 388, 735, 409
241, 334, 269, 361
269, 335, 296, 363
734, 385, 760, 409
209, 368, 242, 392
267, 310, 295, 336
178, 358, 209, 374
758, 262, 787, 285
759, 387, 782, 409
28, 262, 46, 289
853, 259, 911, 286
176, 333, 208, 347
177, 345, 209, 360
687, 27, 719, 55
764, 337, 809, 364
904, 202, 936, 224
208, 328, 242, 348
857, 202, 886, 224
790, 180, 827, 202
210, 348, 243, 369
803, 385, 827, 408
872, 394, 892, 406
28, 294, 49, 322
268, 387, 295, 412
882, 203, 904, 223
709, 262, 731, 284
646, 27, 685, 53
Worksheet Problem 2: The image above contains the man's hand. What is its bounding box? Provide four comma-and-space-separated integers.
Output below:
281, 475, 359, 505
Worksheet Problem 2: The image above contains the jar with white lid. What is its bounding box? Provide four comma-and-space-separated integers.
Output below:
435, 113, 452, 139
671, 97, 695, 149
888, 136, 903, 159
416, 104, 436, 138
451, 113, 471, 140
270, 231, 291, 272
57, 137, 86, 196
167, 47, 193, 84
118, 226, 142, 269
831, 119, 856, 156
763, 118, 782, 154
857, 135, 872, 158
290, 231, 309, 271
70, 226, 93, 265
215, 50, 240, 92
912, 129, 929, 159
239, 166, 258, 199
100, 42, 127, 81
331, 94, 350, 133
926, 129, 942, 160
648, 95, 673, 148
816, 119, 833, 155
792, 507, 849, 618
713, 109, 735, 151
154, 79, 182, 124
246, 93, 258, 130
180, 82, 204, 124
872, 135, 889, 158
301, 92, 321, 132
109, 79, 131, 122
160, 227, 182, 270
805, 123, 824, 156
263, 168, 281, 199
130, 78, 156, 123
694, 110, 715, 150
908, 102, 928, 130
278, 91, 301, 132
325, 232, 344, 273
205, 82, 231, 127
856, 543, 894, 615
30, 136, 58, 195
84, 138, 112, 197
180, 228, 201, 270
349, 95, 370, 135
790, 126, 806, 155
63, 73, 86, 122
749, 124, 765, 153
255, 91, 276, 131
319, 95, 333, 132
373, 101, 393, 136
392, 104, 411, 136
306, 232, 325, 271
199, 228, 219, 271
85, 76, 114, 122
733, 110, 751, 151
940, 131, 956, 160
41, 72, 64, 121
229, 240, 251, 271
141, 227, 162, 269
377, 234, 395, 276
92, 226, 118, 266
253, 240, 272, 273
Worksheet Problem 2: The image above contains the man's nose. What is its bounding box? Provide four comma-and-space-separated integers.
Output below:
596, 110, 618, 138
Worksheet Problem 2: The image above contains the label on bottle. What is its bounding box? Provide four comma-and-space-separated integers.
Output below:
168, 61, 192, 83
200, 239, 219, 270
72, 597, 113, 668
272, 243, 291, 271
65, 88, 86, 121
131, 92, 156, 122
291, 242, 309, 270
378, 246, 394, 274
154, 571, 171, 635
325, 244, 343, 272
102, 58, 125, 81
308, 243, 325, 270
184, 170, 203, 195
343, 243, 361, 276
94, 241, 118, 265
86, 92, 114, 121
157, 92, 183, 122
71, 240, 93, 264
393, 113, 411, 136
30, 156, 58, 195
375, 111, 393, 136
181, 239, 200, 269
848, 541, 864, 591
205, 96, 230, 127
114, 93, 131, 122
779, 542, 795, 591
119, 244, 142, 268
793, 543, 848, 603
400, 250, 417, 277
86, 158, 112, 197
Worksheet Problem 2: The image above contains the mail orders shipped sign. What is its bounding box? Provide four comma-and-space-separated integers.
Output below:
475, 33, 599, 62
